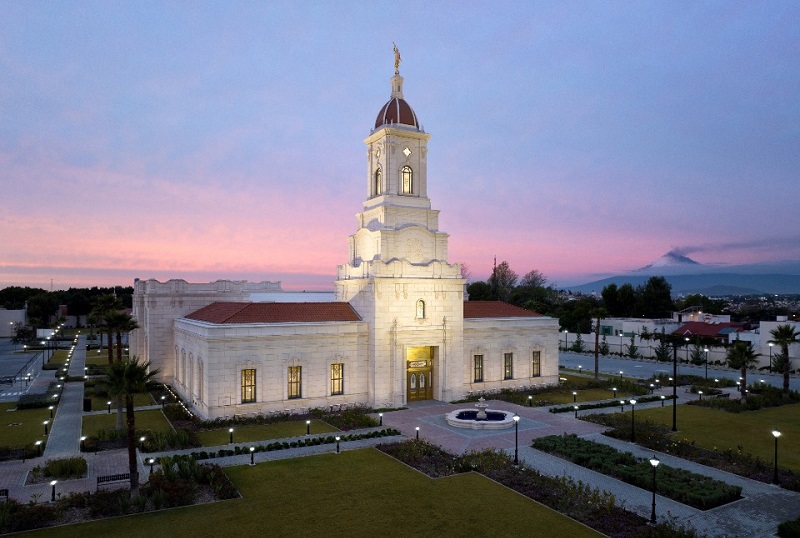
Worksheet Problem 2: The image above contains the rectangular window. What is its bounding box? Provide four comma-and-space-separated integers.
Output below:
288, 366, 302, 399
331, 363, 344, 395
504, 353, 514, 380
531, 351, 541, 377
473, 355, 483, 382
241, 369, 256, 404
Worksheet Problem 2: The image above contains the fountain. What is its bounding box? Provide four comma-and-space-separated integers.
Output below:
445, 396, 515, 430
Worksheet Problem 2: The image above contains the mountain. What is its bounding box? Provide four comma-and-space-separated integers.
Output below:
638, 251, 700, 270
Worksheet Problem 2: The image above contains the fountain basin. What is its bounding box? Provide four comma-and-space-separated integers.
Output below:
445, 409, 516, 430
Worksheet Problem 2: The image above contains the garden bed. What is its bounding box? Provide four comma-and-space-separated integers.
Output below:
533, 434, 741, 510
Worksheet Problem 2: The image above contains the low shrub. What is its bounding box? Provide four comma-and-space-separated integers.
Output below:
43, 456, 88, 479
778, 516, 800, 538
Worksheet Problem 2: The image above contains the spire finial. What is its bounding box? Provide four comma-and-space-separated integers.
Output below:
393, 42, 401, 75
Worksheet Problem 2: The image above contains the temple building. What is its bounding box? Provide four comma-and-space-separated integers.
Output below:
131, 54, 559, 419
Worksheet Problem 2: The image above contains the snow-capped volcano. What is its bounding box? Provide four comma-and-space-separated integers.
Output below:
638, 251, 701, 271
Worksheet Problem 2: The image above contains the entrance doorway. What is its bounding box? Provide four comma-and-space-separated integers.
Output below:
406, 346, 433, 401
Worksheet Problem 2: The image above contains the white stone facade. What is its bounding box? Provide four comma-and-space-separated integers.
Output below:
130, 65, 560, 420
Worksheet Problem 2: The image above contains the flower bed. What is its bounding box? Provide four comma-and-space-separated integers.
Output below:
533, 434, 741, 510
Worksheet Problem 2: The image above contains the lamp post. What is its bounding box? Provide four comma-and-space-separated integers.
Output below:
773, 430, 781, 484
44, 420, 49, 436
563, 329, 568, 350
704, 347, 710, 379
80, 436, 86, 452
513, 414, 520, 465
149, 458, 155, 475
335, 436, 341, 453
107, 401, 111, 413
671, 340, 678, 432
250, 446, 255, 466
35, 440, 42, 457
649, 456, 660, 524
619, 330, 624, 355
229, 428, 234, 444
620, 400, 625, 412
306, 420, 311, 435
379, 412, 383, 426
698, 390, 703, 401
612, 387, 617, 398
629, 400, 637, 442
415, 426, 420, 440
768, 342, 774, 374
527, 395, 533, 407
49, 406, 54, 419
139, 436, 145, 450
660, 395, 666, 407
573, 405, 579, 418
161, 395, 166, 407
572, 391, 577, 403
50, 480, 57, 502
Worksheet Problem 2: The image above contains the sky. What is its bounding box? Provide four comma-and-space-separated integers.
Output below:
1, 1, 799, 291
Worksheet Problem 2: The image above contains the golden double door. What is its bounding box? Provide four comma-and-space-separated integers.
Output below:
407, 347, 433, 402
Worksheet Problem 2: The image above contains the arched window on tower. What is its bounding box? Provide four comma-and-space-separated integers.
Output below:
416, 299, 426, 319
374, 167, 382, 196
401, 165, 413, 194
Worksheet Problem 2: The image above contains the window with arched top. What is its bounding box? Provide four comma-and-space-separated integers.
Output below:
401, 165, 413, 194
374, 168, 382, 196
416, 299, 425, 319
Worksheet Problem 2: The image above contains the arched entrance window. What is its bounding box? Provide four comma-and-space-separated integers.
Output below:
401, 166, 413, 194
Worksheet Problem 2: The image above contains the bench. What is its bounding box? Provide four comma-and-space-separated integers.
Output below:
97, 473, 130, 488
0, 488, 8, 502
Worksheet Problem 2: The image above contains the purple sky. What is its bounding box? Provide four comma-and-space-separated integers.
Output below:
1, 1, 799, 291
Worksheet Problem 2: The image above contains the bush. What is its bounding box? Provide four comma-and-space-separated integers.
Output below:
89, 488, 129, 517
43, 456, 88, 479
778, 517, 800, 538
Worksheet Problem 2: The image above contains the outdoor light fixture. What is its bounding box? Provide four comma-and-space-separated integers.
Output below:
620, 400, 625, 412
698, 390, 703, 401
612, 387, 617, 398
44, 420, 49, 436
573, 405, 579, 418
528, 395, 533, 407
572, 391, 577, 403
306, 420, 311, 435
415, 426, 420, 440
649, 456, 660, 524
629, 400, 637, 442
229, 428, 234, 444
772, 430, 782, 484
768, 342, 774, 373
660, 395, 666, 407
513, 414, 520, 465
35, 440, 42, 457
80, 436, 86, 451
149, 458, 155, 474
50, 480, 57, 502
161, 395, 166, 407
49, 406, 54, 419
335, 436, 341, 453
704, 347, 710, 379
250, 446, 255, 466
139, 436, 146, 450
107, 401, 111, 413
379, 412, 383, 426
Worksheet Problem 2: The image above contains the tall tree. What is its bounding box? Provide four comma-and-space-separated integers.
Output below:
636, 276, 674, 318
769, 324, 800, 396
590, 307, 608, 380
726, 341, 760, 400
103, 357, 159, 498
90, 294, 121, 363
601, 284, 620, 316
488, 260, 518, 302
520, 269, 547, 288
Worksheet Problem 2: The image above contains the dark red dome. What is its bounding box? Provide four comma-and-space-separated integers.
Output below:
374, 97, 420, 130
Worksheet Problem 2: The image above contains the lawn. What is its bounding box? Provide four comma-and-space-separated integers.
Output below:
82, 410, 173, 437
0, 402, 50, 448
27, 449, 601, 537
638, 403, 800, 473
544, 388, 635, 405
87, 393, 154, 412
195, 419, 339, 446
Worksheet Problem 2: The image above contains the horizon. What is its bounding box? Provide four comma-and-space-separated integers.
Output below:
2, 3, 799, 292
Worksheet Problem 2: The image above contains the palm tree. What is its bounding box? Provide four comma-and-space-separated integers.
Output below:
726, 341, 760, 400
104, 357, 159, 498
105, 311, 141, 429
90, 294, 121, 364
770, 324, 800, 396
590, 308, 608, 380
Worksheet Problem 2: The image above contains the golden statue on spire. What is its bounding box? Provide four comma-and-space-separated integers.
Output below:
393, 42, 401, 75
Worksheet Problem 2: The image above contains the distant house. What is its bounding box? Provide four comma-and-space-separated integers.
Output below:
674, 321, 749, 344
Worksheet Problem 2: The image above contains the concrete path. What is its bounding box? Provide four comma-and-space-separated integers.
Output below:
42, 337, 86, 460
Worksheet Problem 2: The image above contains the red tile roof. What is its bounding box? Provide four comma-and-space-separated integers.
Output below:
463, 301, 541, 319
185, 302, 362, 324
674, 321, 745, 338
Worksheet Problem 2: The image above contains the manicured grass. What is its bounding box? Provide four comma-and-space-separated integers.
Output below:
195, 420, 339, 447
26, 449, 601, 537
84, 352, 112, 366
544, 388, 634, 405
87, 393, 154, 412
82, 410, 173, 437
0, 402, 50, 448
45, 349, 70, 367
638, 403, 800, 472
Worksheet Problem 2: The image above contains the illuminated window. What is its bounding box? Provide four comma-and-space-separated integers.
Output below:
331, 363, 344, 396
288, 366, 302, 399
531, 351, 541, 377
241, 369, 256, 404
374, 168, 382, 196
401, 166, 413, 194
504, 353, 514, 380
473, 355, 483, 382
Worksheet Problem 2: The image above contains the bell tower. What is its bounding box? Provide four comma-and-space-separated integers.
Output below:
336, 48, 465, 407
